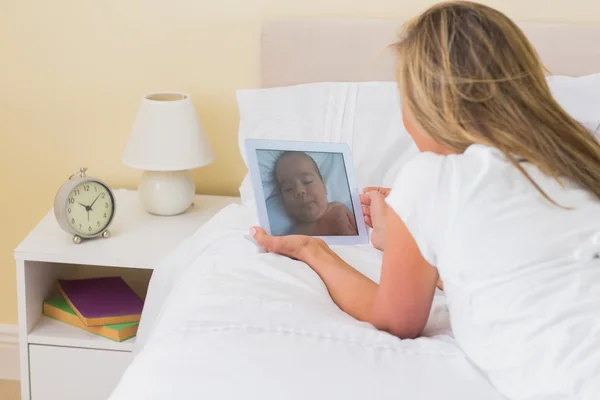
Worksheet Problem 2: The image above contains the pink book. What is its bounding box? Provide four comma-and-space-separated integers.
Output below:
56, 277, 144, 327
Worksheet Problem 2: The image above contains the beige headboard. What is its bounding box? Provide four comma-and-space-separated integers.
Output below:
260, 18, 600, 88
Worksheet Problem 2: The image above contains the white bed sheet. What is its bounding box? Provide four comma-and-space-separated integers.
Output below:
108, 205, 506, 400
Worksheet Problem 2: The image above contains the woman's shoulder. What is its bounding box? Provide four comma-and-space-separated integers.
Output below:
393, 144, 505, 186
390, 151, 449, 192
396, 150, 446, 175
387, 145, 505, 209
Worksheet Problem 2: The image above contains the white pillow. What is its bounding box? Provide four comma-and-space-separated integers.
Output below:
236, 74, 600, 206
236, 82, 418, 205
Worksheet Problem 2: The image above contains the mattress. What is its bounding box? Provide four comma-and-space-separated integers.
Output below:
108, 204, 506, 400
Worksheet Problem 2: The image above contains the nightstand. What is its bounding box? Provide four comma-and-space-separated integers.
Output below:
13, 189, 241, 400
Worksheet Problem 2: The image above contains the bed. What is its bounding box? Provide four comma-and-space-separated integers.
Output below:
107, 18, 600, 400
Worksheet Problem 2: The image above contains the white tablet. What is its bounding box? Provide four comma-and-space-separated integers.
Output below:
245, 139, 369, 245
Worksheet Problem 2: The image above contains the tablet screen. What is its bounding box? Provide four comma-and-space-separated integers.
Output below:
256, 149, 359, 237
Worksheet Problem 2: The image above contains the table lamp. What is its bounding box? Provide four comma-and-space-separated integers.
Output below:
122, 92, 215, 216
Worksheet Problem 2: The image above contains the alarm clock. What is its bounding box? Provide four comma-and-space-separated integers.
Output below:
54, 167, 116, 244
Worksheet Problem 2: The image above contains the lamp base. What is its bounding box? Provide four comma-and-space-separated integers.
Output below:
138, 170, 195, 216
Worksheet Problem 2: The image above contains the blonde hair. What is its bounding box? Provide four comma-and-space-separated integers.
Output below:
393, 1, 600, 204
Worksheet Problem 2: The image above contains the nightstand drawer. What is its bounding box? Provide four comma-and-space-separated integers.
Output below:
29, 344, 132, 400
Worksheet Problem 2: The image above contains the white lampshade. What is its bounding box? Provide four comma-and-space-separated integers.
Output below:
122, 92, 215, 171
122, 92, 215, 216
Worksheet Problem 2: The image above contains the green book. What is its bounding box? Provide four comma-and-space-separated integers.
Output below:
43, 297, 138, 342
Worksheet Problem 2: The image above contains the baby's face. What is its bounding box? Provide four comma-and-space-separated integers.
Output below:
275, 154, 328, 222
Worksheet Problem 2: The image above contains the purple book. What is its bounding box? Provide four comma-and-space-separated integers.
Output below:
56, 277, 144, 327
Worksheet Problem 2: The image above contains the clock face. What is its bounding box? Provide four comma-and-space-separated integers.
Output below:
65, 181, 114, 237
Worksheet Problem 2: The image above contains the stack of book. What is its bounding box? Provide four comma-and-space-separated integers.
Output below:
43, 276, 144, 342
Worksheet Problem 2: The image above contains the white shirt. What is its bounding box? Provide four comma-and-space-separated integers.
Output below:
385, 144, 600, 400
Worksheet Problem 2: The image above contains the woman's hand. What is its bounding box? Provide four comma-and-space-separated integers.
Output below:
250, 226, 329, 264
360, 188, 391, 251
360, 186, 391, 227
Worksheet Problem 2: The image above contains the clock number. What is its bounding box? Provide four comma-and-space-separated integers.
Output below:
79, 224, 82, 230
71, 218, 75, 224
100, 193, 105, 198
97, 221, 101, 227
88, 226, 92, 232
94, 186, 97, 192
103, 212, 107, 218
68, 198, 75, 204
74, 189, 80, 196
105, 202, 108, 208
84, 185, 90, 192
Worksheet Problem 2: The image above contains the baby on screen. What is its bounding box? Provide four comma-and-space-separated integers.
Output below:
273, 151, 358, 236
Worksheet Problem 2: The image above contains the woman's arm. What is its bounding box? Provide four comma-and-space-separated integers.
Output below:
303, 241, 378, 322
250, 228, 378, 321
370, 207, 439, 338
251, 207, 439, 339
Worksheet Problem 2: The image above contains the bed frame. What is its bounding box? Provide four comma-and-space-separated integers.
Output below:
260, 18, 600, 88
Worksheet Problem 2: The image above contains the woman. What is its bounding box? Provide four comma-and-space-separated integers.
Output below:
251, 2, 600, 399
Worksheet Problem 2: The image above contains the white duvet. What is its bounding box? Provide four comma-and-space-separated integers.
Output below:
108, 204, 505, 400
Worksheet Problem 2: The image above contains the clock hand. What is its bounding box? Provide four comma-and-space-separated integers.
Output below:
89, 194, 102, 209
78, 201, 93, 213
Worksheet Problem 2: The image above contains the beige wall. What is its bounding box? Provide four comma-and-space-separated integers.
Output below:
1, 0, 599, 325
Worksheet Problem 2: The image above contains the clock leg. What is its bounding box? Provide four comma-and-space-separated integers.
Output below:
72, 235, 82, 244
102, 230, 111, 238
